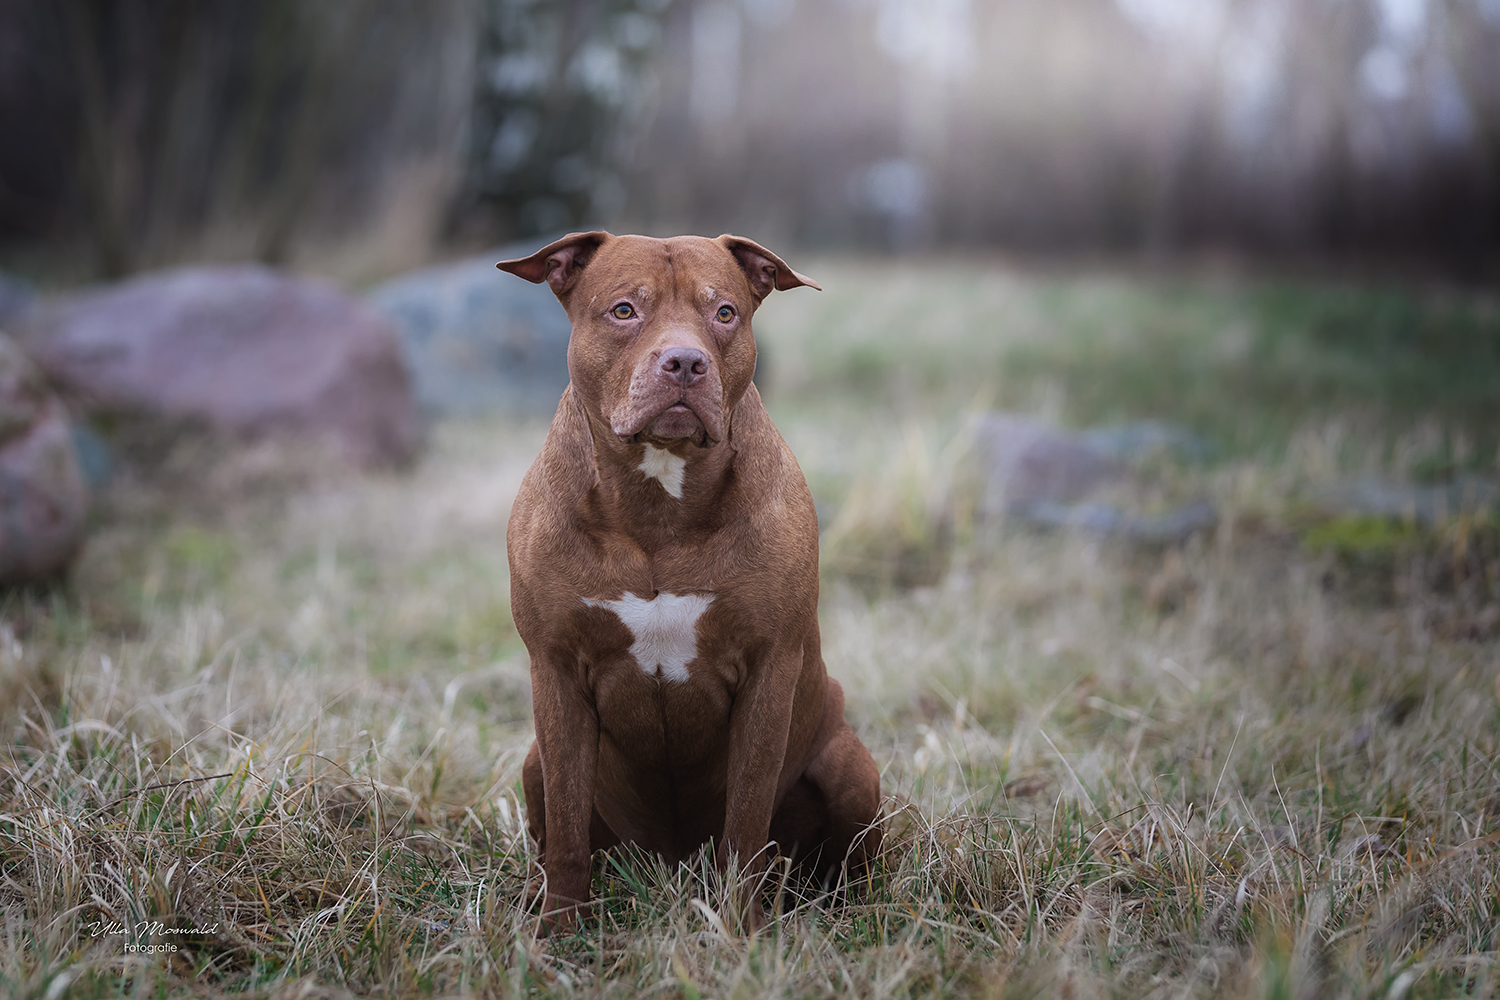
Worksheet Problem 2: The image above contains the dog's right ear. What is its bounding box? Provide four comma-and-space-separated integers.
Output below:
497, 231, 612, 297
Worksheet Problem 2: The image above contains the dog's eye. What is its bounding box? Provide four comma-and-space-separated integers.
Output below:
611, 302, 636, 320
716, 305, 735, 323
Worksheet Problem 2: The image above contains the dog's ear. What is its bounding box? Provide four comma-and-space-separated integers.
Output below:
497, 231, 612, 297
717, 235, 822, 299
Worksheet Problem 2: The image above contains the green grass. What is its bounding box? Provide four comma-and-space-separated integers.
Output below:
1, 258, 1498, 997
759, 261, 1500, 463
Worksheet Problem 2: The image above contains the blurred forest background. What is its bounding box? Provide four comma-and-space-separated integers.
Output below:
2, 0, 1499, 280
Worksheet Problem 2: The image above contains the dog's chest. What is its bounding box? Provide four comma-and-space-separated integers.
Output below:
583, 591, 714, 683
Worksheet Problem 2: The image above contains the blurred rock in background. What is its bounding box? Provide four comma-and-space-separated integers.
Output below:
0, 272, 34, 327
1306, 477, 1500, 525
0, 334, 87, 585
18, 266, 419, 469
366, 244, 572, 417
976, 412, 1218, 544
977, 414, 1129, 514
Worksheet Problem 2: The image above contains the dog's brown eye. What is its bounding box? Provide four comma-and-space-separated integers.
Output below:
612, 302, 636, 320
716, 305, 735, 323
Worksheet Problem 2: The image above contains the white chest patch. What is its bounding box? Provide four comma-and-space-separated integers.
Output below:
638, 445, 686, 498
583, 591, 713, 683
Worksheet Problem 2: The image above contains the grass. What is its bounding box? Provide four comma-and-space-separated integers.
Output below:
763, 260, 1500, 463
2, 257, 1498, 997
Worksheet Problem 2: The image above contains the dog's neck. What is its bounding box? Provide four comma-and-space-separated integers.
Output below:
574, 394, 740, 540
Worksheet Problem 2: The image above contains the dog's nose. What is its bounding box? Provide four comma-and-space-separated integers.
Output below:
658, 346, 708, 386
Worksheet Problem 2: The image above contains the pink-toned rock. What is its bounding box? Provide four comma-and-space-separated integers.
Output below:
0, 334, 87, 585
976, 413, 1125, 514
19, 265, 418, 468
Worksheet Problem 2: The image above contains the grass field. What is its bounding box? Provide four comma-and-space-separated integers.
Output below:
2, 258, 1498, 998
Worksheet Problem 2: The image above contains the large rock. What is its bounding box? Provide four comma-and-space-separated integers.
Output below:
1008, 499, 1219, 544
0, 334, 87, 585
976, 413, 1127, 515
975, 412, 1217, 543
0, 271, 34, 327
1305, 477, 1500, 525
366, 245, 572, 416
18, 265, 418, 468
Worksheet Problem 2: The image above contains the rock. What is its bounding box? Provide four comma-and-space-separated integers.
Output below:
976, 413, 1127, 515
1305, 477, 1499, 525
0, 334, 87, 585
69, 422, 113, 488
366, 244, 572, 416
0, 271, 34, 327
1080, 420, 1215, 463
1010, 499, 1219, 544
18, 265, 418, 469
975, 412, 1216, 543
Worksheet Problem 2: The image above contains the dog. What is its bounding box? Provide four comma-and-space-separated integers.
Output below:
496, 232, 882, 932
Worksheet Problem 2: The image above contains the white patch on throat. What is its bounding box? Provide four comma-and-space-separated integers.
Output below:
583, 591, 714, 683
638, 444, 686, 498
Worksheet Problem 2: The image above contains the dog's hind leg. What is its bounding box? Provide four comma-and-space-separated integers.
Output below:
804, 723, 883, 880
767, 774, 828, 868
770, 681, 882, 884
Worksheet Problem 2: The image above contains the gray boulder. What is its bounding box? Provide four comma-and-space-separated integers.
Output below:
366, 245, 572, 416
0, 334, 87, 585
976, 413, 1127, 515
1080, 420, 1215, 463
975, 412, 1216, 543
18, 265, 419, 469
1012, 500, 1219, 544
1305, 478, 1499, 525
0, 271, 34, 327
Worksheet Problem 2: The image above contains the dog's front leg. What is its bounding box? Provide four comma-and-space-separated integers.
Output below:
529, 656, 598, 933
720, 641, 802, 931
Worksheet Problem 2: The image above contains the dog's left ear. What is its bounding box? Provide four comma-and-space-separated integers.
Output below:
717, 235, 822, 299
497, 231, 612, 297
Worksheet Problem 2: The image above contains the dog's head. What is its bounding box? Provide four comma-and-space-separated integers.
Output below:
498, 233, 818, 448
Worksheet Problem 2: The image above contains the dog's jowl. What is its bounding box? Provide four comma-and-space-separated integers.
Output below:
498, 232, 882, 932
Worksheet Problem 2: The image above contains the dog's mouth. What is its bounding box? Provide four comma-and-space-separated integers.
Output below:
614, 399, 718, 446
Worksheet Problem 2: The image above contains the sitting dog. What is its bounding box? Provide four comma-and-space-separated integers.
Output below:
497, 232, 882, 931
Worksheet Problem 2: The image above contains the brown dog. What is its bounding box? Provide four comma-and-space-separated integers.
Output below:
497, 232, 882, 931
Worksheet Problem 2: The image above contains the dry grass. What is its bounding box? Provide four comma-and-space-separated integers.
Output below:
2, 259, 1498, 998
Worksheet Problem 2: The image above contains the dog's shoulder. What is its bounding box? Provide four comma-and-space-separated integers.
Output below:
718, 390, 819, 573
732, 388, 815, 512
507, 389, 598, 558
